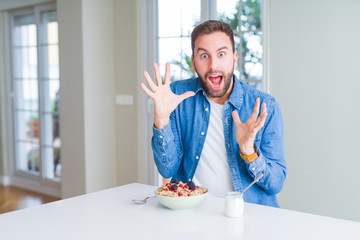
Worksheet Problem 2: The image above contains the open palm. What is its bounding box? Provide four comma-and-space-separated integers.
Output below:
232, 98, 267, 155
141, 63, 195, 129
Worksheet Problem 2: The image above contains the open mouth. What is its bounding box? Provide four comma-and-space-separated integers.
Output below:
208, 74, 223, 89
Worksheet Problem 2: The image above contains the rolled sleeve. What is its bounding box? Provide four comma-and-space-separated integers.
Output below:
152, 123, 173, 145
151, 123, 181, 178
245, 145, 266, 177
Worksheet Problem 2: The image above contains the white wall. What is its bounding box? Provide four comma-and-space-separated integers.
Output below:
113, 0, 139, 186
270, 0, 360, 222
82, 0, 117, 194
58, 0, 117, 197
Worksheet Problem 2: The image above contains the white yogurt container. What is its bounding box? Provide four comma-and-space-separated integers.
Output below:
225, 192, 244, 218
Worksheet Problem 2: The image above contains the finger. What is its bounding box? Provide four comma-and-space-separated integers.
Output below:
250, 98, 260, 121
254, 104, 267, 132
255, 102, 267, 125
153, 62, 163, 86
164, 63, 170, 85
140, 82, 155, 99
179, 91, 195, 101
143, 70, 157, 92
232, 111, 242, 125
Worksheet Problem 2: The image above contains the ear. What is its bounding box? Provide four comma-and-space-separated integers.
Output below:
191, 55, 195, 72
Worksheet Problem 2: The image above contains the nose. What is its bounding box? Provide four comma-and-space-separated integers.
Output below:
209, 57, 219, 71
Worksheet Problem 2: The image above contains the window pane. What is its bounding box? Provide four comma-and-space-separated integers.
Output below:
13, 15, 36, 47
158, 0, 200, 37
218, 0, 239, 31
241, 32, 262, 80
240, 0, 262, 31
158, 0, 200, 81
13, 47, 38, 79
15, 110, 38, 140
16, 140, 40, 173
40, 45, 59, 79
14, 79, 39, 111
180, 0, 201, 36
159, 38, 182, 79
158, 0, 181, 37
39, 11, 57, 44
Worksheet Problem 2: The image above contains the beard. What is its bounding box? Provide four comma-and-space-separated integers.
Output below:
195, 67, 234, 99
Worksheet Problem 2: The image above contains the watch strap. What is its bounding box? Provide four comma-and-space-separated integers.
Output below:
239, 151, 258, 163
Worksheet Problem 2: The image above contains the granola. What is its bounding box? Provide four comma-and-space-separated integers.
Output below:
156, 180, 207, 197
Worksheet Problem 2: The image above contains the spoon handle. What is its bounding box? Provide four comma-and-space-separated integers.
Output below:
241, 173, 263, 195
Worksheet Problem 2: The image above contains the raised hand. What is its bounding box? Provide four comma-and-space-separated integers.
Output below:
232, 98, 267, 155
141, 63, 195, 129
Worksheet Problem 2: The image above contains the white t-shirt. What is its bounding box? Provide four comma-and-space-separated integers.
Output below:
192, 99, 235, 197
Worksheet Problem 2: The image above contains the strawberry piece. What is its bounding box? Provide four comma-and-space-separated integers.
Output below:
178, 192, 182, 196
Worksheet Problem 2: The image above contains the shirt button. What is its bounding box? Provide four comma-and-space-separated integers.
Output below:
205, 107, 209, 111
252, 167, 256, 171
196, 156, 199, 159
163, 153, 166, 156
201, 132, 204, 135
159, 135, 163, 139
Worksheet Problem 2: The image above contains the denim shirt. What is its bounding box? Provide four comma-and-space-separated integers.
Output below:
152, 75, 286, 207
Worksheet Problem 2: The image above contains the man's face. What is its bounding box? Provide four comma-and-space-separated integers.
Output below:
192, 31, 238, 104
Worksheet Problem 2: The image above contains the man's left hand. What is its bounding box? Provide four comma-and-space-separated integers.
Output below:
232, 98, 267, 155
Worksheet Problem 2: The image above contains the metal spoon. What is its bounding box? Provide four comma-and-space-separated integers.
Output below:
240, 173, 264, 196
132, 196, 155, 204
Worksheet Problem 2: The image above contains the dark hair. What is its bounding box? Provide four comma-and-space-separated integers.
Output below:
191, 20, 235, 55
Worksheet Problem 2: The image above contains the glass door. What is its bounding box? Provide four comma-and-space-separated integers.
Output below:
9, 4, 61, 186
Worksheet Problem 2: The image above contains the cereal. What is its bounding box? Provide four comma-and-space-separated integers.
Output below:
156, 180, 207, 197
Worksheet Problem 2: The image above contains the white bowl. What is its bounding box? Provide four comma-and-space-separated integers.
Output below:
155, 188, 208, 210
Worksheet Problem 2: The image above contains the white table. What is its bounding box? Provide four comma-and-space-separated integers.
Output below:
0, 183, 359, 240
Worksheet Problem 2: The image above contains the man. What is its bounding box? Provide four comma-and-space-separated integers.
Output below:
141, 20, 286, 207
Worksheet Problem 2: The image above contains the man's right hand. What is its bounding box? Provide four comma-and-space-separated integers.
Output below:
140, 62, 195, 130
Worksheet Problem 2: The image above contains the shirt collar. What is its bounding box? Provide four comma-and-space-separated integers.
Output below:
228, 74, 243, 110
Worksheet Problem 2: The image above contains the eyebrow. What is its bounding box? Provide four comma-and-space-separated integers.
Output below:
196, 46, 228, 53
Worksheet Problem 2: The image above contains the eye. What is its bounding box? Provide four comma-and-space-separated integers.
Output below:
200, 53, 208, 59
219, 52, 225, 57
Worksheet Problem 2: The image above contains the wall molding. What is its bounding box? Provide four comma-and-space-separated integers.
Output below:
0, 175, 11, 185
6, 176, 61, 198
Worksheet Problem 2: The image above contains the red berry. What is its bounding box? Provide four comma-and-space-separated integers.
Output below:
188, 194, 191, 196
178, 192, 182, 196
184, 184, 188, 188
196, 186, 199, 189
174, 189, 177, 192
179, 184, 183, 188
